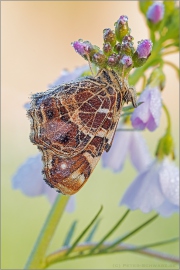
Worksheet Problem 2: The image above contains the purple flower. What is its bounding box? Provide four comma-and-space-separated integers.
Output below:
136, 39, 153, 59
72, 40, 94, 57
72, 40, 87, 56
131, 86, 162, 131
120, 55, 132, 68
147, 2, 164, 24
121, 158, 179, 217
48, 65, 89, 87
12, 154, 75, 212
102, 124, 151, 173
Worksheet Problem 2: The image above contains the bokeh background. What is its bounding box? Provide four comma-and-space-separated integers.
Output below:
2, 1, 179, 269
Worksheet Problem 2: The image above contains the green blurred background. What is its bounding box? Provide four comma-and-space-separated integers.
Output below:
2, 1, 179, 269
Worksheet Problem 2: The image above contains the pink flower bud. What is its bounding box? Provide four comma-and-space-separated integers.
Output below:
147, 2, 164, 24
136, 39, 153, 59
120, 55, 132, 68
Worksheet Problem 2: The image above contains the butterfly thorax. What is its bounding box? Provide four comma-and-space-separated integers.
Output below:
95, 69, 137, 107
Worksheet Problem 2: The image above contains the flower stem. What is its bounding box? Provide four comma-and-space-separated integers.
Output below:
24, 194, 70, 269
162, 49, 179, 56
162, 103, 171, 134
164, 61, 180, 78
45, 241, 180, 267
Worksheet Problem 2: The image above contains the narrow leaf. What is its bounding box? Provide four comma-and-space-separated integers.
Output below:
131, 237, 179, 251
65, 206, 103, 256
90, 209, 130, 254
63, 220, 78, 247
85, 218, 102, 243
102, 213, 159, 252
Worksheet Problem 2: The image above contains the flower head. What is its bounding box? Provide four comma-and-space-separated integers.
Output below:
136, 39, 153, 59
102, 124, 151, 173
147, 2, 164, 24
121, 158, 179, 217
12, 154, 75, 212
131, 86, 162, 131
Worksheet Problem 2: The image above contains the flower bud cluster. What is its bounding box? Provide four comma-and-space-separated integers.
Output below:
72, 15, 153, 75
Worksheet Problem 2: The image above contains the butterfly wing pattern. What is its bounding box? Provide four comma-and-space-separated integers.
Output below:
28, 69, 137, 195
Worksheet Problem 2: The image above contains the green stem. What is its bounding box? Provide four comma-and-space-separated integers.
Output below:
102, 214, 159, 252
89, 209, 130, 254
141, 74, 147, 92
45, 240, 179, 267
164, 61, 180, 78
129, 57, 160, 86
162, 49, 179, 56
150, 30, 155, 44
162, 103, 171, 134
24, 194, 70, 269
129, 37, 164, 86
65, 206, 103, 256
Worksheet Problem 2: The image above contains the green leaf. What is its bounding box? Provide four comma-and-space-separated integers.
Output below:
131, 236, 179, 251
65, 206, 103, 256
139, 1, 153, 15
90, 209, 130, 254
102, 213, 159, 252
63, 220, 78, 247
85, 219, 102, 243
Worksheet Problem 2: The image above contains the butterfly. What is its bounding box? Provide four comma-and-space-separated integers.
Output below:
27, 68, 137, 195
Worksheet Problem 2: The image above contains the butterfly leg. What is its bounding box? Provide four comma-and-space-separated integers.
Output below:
123, 86, 137, 108
86, 54, 95, 77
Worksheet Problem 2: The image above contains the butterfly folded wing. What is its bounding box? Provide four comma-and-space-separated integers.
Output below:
28, 77, 118, 158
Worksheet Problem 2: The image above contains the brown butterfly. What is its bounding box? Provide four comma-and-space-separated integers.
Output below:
27, 69, 137, 195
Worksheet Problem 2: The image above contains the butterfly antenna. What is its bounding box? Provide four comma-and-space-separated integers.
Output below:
87, 54, 95, 77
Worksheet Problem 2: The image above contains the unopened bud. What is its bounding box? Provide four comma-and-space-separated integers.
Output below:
103, 43, 113, 56
147, 2, 164, 24
148, 68, 166, 91
122, 34, 134, 43
107, 54, 120, 67
92, 52, 107, 68
114, 43, 121, 54
103, 28, 116, 47
120, 55, 133, 68
133, 39, 153, 67
121, 41, 134, 56
115, 15, 130, 42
